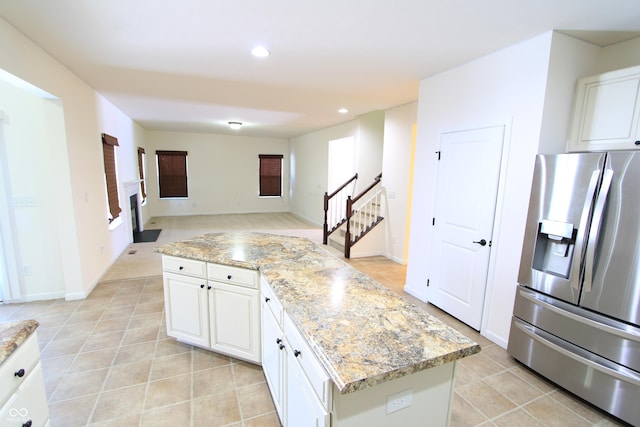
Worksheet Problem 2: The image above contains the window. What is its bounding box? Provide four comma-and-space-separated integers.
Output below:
137, 147, 147, 203
157, 150, 188, 198
101, 133, 121, 223
259, 154, 283, 197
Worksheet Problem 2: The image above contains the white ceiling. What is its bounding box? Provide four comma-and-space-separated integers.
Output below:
1, 1, 640, 138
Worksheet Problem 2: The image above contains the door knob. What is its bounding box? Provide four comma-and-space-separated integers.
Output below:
473, 239, 487, 246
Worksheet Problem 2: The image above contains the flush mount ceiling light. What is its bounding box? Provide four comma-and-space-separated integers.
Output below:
251, 46, 270, 58
338, 108, 349, 114
228, 121, 242, 130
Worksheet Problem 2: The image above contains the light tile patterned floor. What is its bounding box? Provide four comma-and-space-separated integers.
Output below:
0, 214, 628, 426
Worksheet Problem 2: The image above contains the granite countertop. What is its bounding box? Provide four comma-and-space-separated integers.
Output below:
0, 319, 39, 366
156, 232, 481, 394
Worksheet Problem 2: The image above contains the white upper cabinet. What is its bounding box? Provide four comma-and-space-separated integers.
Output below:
568, 65, 640, 152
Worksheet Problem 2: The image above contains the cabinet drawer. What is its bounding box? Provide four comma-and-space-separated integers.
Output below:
0, 363, 49, 427
284, 314, 332, 410
208, 264, 257, 289
0, 332, 40, 405
162, 255, 206, 278
261, 278, 283, 326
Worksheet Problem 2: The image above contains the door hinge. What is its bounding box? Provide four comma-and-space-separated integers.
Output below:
435, 151, 441, 160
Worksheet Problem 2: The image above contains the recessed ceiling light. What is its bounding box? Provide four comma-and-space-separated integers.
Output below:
228, 121, 242, 130
338, 108, 348, 114
251, 46, 270, 58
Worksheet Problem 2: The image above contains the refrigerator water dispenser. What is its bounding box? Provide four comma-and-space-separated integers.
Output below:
532, 220, 576, 278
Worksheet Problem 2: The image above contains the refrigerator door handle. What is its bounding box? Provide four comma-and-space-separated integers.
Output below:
570, 169, 601, 291
583, 168, 613, 293
513, 319, 640, 386
519, 287, 640, 341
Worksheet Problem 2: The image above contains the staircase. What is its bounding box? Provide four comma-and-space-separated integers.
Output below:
323, 173, 384, 258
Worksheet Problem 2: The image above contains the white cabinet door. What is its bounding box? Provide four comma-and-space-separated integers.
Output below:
163, 272, 209, 348
286, 344, 330, 427
209, 281, 261, 363
261, 299, 285, 423
0, 363, 49, 427
569, 65, 640, 152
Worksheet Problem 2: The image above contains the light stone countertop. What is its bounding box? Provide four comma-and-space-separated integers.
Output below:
0, 319, 39, 366
156, 232, 481, 394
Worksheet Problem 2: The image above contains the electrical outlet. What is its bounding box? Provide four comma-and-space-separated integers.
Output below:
12, 195, 38, 207
386, 389, 413, 414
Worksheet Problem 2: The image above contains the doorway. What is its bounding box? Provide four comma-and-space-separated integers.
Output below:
426, 125, 505, 330
327, 136, 356, 192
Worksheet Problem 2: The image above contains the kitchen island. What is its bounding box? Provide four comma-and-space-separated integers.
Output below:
157, 232, 480, 426
1, 319, 50, 427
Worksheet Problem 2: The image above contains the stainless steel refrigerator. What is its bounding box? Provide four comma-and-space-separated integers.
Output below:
508, 151, 640, 426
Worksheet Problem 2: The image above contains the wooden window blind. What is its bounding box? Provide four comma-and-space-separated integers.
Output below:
157, 150, 188, 198
101, 133, 121, 223
259, 154, 283, 197
137, 147, 147, 202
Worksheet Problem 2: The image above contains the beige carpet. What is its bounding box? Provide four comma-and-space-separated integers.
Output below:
100, 213, 324, 281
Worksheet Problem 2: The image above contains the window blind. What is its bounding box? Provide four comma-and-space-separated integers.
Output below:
137, 147, 147, 202
259, 154, 283, 197
101, 133, 121, 222
157, 150, 188, 198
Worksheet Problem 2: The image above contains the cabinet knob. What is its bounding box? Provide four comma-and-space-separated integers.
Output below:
22, 420, 32, 427
265, 297, 270, 302
227, 275, 232, 280
635, 140, 640, 146
207, 285, 212, 290
14, 368, 25, 377
294, 350, 301, 357
200, 284, 205, 289
179, 266, 184, 270
279, 344, 285, 350
276, 338, 282, 344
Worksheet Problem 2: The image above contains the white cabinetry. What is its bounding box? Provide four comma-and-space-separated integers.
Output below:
162, 255, 261, 363
568, 65, 640, 152
208, 280, 260, 362
260, 279, 330, 427
260, 278, 458, 427
0, 332, 50, 427
261, 282, 285, 418
163, 271, 209, 348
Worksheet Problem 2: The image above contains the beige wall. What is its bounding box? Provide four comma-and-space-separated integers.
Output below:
289, 121, 359, 225
406, 32, 554, 347
145, 131, 290, 217
0, 17, 146, 300
406, 31, 640, 348
381, 102, 418, 264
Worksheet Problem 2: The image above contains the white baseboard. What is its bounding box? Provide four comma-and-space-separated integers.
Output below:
387, 253, 406, 264
404, 284, 426, 302
64, 291, 88, 301
22, 291, 67, 302
480, 328, 508, 349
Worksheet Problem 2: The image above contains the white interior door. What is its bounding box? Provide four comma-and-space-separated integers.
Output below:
427, 126, 504, 330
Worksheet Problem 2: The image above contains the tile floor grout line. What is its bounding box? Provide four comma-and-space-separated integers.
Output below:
83, 278, 129, 426
138, 284, 165, 425
4, 214, 628, 426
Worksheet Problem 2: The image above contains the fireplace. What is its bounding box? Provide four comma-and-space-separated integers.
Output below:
130, 193, 140, 235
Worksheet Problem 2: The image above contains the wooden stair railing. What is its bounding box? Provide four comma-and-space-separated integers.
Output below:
344, 173, 383, 258
323, 173, 358, 244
